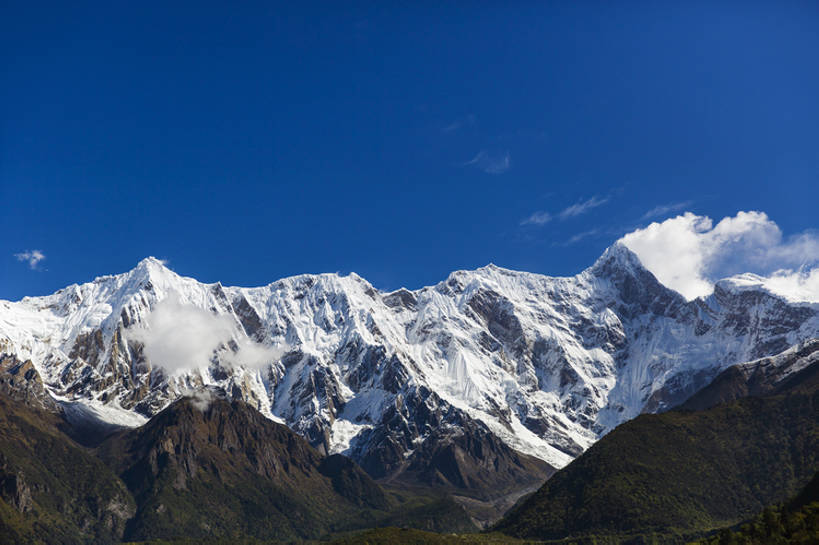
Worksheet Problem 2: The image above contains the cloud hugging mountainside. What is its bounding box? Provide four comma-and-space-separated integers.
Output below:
2, 212, 819, 510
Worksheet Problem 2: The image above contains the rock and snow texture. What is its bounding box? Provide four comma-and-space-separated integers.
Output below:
1, 245, 818, 474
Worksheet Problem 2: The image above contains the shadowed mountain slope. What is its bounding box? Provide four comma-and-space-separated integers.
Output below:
495, 376, 819, 543
95, 391, 393, 541
0, 394, 135, 545
690, 470, 819, 545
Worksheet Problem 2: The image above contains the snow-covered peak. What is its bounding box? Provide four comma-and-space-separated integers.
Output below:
135, 255, 169, 270
130, 256, 173, 282
588, 242, 648, 278
2, 244, 818, 477
126, 257, 196, 294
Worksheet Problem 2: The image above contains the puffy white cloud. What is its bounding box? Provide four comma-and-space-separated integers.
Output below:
760, 269, 819, 303
129, 296, 286, 375
620, 211, 819, 302
15, 250, 45, 269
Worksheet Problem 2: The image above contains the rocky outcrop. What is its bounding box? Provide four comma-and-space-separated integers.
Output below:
0, 351, 56, 411
0, 463, 32, 514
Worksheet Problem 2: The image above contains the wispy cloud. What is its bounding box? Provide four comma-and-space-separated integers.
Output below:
520, 194, 610, 227
520, 211, 552, 226
558, 196, 609, 220
15, 250, 45, 270
562, 229, 599, 246
641, 201, 694, 220
463, 150, 511, 174
442, 113, 476, 134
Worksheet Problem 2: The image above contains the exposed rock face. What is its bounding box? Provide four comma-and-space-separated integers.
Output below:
0, 463, 32, 514
95, 392, 393, 541
99, 391, 333, 490
1, 246, 818, 492
679, 338, 819, 411
0, 352, 56, 411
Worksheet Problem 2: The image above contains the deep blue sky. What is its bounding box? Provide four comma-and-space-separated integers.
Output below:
2, 2, 818, 300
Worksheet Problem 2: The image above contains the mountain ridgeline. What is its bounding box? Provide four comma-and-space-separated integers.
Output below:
1, 246, 819, 542
1, 245, 817, 491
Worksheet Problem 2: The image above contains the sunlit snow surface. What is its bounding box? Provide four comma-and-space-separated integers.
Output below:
1, 249, 818, 470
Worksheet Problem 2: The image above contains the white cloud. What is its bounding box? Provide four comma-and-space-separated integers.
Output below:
15, 250, 45, 269
520, 211, 552, 226
442, 121, 461, 133
558, 196, 609, 219
521, 195, 610, 227
761, 269, 819, 303
463, 150, 510, 174
129, 296, 286, 375
189, 389, 217, 412
620, 211, 819, 302
641, 201, 694, 220
563, 229, 599, 246
442, 113, 476, 133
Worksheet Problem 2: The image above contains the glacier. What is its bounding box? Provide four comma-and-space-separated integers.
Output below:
1, 243, 818, 475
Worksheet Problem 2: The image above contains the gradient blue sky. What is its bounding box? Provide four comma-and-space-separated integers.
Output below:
2, 2, 819, 300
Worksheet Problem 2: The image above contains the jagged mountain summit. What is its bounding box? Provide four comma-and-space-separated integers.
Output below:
1, 245, 818, 492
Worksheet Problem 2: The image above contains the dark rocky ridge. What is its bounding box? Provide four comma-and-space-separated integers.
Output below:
95, 390, 392, 541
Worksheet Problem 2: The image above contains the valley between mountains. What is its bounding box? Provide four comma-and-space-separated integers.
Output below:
1, 244, 817, 543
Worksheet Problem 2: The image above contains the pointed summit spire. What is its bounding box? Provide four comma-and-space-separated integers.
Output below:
127, 256, 182, 295
590, 243, 646, 277
135, 256, 169, 270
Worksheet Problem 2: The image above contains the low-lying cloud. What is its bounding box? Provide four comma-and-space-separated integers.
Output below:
620, 211, 819, 302
129, 297, 286, 375
189, 389, 218, 412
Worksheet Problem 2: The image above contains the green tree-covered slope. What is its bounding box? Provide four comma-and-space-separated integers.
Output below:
495, 388, 818, 543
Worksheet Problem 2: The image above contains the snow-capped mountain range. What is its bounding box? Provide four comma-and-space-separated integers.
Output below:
1, 244, 818, 477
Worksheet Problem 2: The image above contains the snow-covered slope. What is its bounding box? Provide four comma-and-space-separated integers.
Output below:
1, 245, 818, 477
